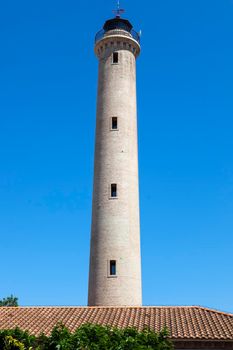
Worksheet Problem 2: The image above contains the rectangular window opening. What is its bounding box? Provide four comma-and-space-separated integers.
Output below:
111, 184, 117, 198
113, 52, 118, 64
110, 260, 116, 276
111, 117, 118, 130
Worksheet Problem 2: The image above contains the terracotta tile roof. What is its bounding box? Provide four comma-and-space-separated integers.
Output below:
0, 306, 233, 341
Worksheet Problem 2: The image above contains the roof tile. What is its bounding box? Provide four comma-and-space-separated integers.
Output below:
0, 306, 233, 341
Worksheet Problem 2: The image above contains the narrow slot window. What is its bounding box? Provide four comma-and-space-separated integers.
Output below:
111, 117, 118, 130
110, 260, 116, 276
112, 52, 118, 64
111, 184, 117, 198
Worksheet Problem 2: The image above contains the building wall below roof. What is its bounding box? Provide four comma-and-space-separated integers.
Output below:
175, 341, 233, 349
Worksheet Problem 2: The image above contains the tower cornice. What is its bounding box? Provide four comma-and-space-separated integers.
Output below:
94, 32, 140, 59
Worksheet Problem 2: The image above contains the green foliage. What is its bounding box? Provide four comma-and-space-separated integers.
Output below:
0, 323, 173, 350
0, 295, 18, 307
0, 328, 35, 350
4, 336, 25, 350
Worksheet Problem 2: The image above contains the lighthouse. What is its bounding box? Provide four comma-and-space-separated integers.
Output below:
88, 10, 142, 306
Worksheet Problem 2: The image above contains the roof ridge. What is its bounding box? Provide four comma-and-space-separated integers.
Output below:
0, 305, 197, 309
196, 306, 233, 317
0, 305, 232, 316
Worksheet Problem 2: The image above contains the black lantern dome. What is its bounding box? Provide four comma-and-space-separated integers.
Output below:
95, 17, 140, 45
103, 18, 133, 33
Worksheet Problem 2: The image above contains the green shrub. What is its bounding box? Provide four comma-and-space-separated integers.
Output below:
0, 295, 18, 307
0, 323, 173, 350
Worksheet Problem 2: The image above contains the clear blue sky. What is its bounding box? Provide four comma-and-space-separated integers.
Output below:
0, 0, 233, 312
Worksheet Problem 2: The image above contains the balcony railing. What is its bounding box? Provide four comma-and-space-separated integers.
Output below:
95, 28, 140, 45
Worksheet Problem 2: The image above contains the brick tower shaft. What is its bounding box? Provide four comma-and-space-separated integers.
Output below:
88, 17, 142, 306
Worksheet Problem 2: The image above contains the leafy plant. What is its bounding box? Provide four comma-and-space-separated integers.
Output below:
0, 295, 18, 307
0, 324, 173, 350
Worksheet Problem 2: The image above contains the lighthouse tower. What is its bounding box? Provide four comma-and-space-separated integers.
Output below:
88, 11, 142, 306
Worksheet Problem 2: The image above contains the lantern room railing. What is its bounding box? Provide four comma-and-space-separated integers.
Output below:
95, 28, 140, 45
